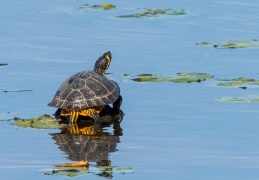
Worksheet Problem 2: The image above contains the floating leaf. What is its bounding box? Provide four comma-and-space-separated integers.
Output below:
117, 8, 186, 18
217, 77, 259, 87
14, 119, 32, 127
116, 167, 132, 171
80, 4, 116, 9
14, 114, 67, 129
129, 72, 213, 83
137, 73, 153, 77
44, 168, 89, 177
100, 4, 116, 9
220, 41, 258, 48
196, 40, 259, 48
56, 161, 88, 168
195, 42, 213, 46
217, 96, 259, 103
123, 73, 130, 77
177, 72, 214, 80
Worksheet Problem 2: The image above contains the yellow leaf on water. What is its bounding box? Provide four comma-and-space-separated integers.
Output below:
100, 4, 116, 9
56, 161, 89, 168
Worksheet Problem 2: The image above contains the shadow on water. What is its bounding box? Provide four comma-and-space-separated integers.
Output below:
46, 106, 126, 178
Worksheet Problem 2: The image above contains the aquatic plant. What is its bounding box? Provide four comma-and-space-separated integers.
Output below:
80, 4, 116, 9
14, 114, 67, 129
217, 96, 259, 103
44, 166, 132, 177
126, 72, 213, 83
44, 167, 90, 177
196, 40, 259, 48
56, 161, 89, 168
117, 8, 186, 18
217, 77, 259, 87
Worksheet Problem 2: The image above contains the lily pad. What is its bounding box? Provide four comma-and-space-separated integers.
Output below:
217, 77, 259, 87
14, 114, 67, 129
196, 40, 259, 48
129, 72, 213, 83
117, 8, 186, 18
217, 96, 259, 103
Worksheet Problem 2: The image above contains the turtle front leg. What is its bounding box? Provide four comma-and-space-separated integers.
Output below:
54, 108, 62, 119
70, 110, 79, 124
84, 109, 102, 124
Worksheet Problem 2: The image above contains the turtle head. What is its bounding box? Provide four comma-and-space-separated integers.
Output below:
93, 51, 112, 75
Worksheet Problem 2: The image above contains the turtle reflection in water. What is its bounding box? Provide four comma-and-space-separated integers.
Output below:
50, 112, 123, 178
48, 51, 122, 124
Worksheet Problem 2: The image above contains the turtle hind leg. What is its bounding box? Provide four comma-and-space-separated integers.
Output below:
113, 95, 123, 113
112, 95, 124, 121
100, 106, 112, 123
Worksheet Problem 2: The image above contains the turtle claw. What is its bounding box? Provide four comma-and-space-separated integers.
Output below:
93, 114, 102, 124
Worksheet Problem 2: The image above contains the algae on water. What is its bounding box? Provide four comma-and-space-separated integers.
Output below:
117, 8, 186, 18
217, 96, 259, 103
44, 167, 90, 177
217, 77, 259, 87
196, 40, 259, 48
14, 114, 67, 129
44, 166, 132, 177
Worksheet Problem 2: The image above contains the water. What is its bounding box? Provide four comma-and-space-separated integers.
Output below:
1, 0, 259, 179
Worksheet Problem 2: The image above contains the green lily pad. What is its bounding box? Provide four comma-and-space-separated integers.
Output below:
217, 96, 259, 103
196, 40, 259, 48
117, 8, 186, 18
14, 114, 67, 129
217, 77, 259, 87
128, 72, 213, 83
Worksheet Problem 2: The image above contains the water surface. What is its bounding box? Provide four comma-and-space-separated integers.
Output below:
1, 0, 259, 179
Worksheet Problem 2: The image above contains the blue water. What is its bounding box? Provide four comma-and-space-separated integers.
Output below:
1, 0, 259, 179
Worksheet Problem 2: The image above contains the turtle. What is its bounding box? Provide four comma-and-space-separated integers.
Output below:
48, 51, 121, 124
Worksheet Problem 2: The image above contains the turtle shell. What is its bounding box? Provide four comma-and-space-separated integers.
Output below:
50, 133, 119, 162
48, 70, 120, 110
